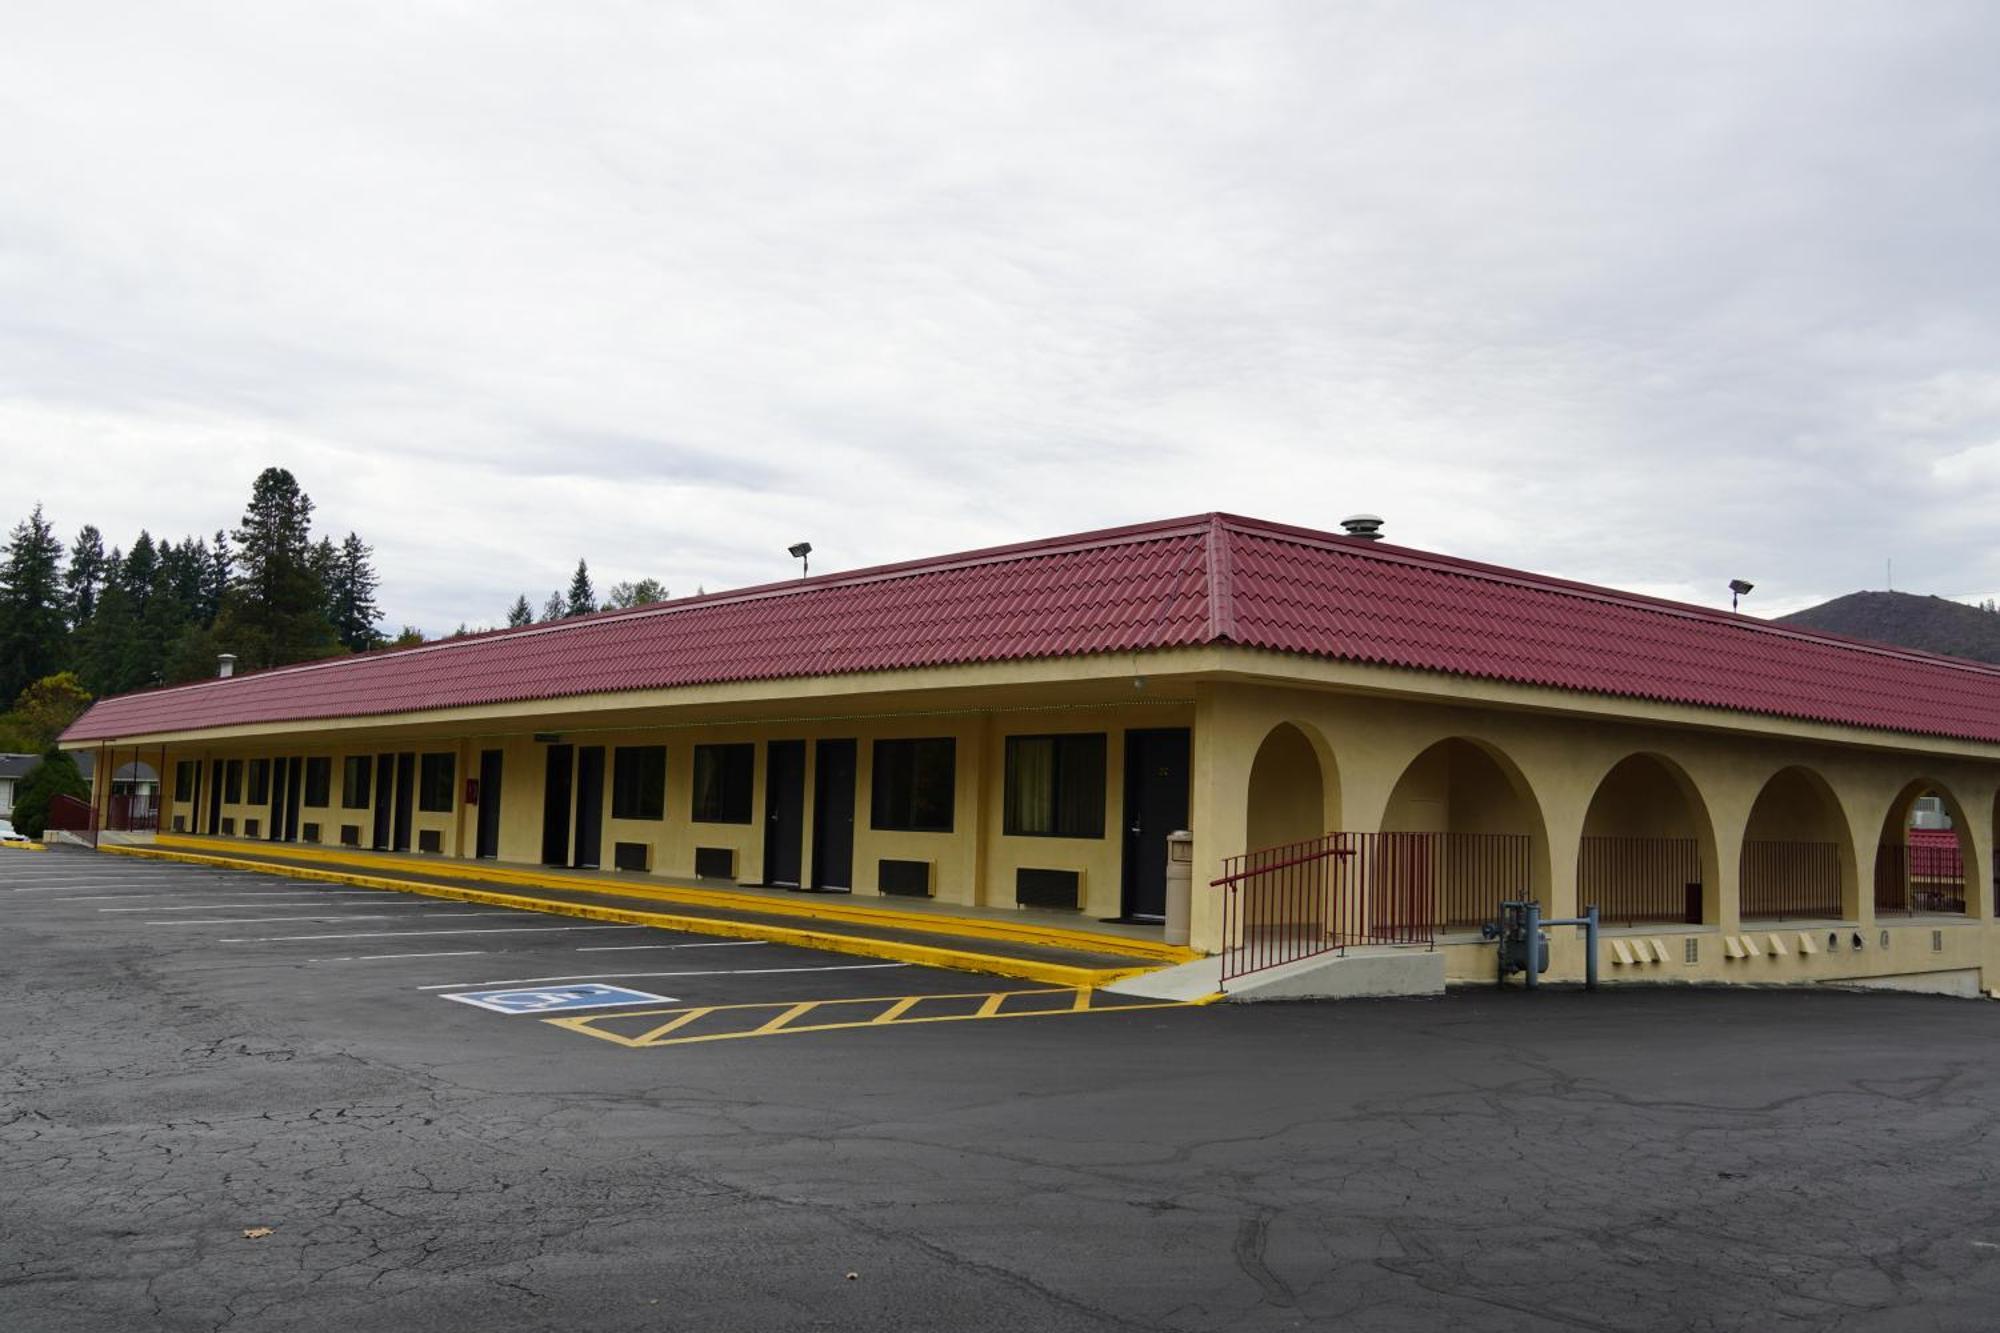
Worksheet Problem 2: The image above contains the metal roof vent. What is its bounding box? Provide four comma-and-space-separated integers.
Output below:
216, 653, 237, 679
1339, 514, 1385, 541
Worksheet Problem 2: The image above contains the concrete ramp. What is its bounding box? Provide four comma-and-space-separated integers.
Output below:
1103, 946, 1444, 1003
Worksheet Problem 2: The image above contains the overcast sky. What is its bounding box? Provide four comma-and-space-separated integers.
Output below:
4, 2, 1998, 632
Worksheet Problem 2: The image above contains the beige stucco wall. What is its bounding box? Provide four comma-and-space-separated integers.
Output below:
97, 640, 2000, 993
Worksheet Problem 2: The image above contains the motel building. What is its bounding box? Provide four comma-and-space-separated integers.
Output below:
55, 512, 2000, 996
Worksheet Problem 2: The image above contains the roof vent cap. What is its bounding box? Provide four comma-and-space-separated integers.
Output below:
216, 653, 237, 679
1339, 513, 1385, 541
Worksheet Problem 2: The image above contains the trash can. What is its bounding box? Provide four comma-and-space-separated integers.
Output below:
1164, 830, 1194, 946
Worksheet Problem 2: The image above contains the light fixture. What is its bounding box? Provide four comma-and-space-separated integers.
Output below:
789, 541, 812, 578
1729, 578, 1753, 611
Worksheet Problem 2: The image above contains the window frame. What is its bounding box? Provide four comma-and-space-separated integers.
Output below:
869, 737, 957, 834
612, 745, 667, 822
175, 761, 197, 803
1003, 733, 1108, 839
341, 756, 372, 810
223, 759, 243, 805
303, 757, 333, 809
690, 743, 754, 824
418, 752, 456, 813
246, 759, 271, 806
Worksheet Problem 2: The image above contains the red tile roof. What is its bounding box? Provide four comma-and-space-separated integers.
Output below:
61, 513, 2000, 746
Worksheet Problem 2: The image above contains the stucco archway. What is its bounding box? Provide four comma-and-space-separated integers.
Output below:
1874, 780, 1973, 917
1380, 737, 1548, 929
1577, 753, 1717, 925
1244, 721, 1336, 854
1740, 766, 1855, 921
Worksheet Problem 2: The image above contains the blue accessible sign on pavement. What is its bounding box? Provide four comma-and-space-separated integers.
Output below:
443, 983, 675, 1015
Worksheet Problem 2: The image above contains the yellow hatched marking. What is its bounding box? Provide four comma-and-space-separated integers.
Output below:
546, 987, 1208, 1049
873, 995, 925, 1023
633, 1007, 715, 1044
755, 1001, 818, 1034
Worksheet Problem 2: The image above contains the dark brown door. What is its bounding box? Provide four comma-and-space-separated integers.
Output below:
1121, 728, 1191, 920
763, 740, 806, 888
810, 739, 856, 891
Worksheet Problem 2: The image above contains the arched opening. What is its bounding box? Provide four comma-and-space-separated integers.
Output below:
1577, 754, 1715, 926
1874, 781, 1971, 917
1380, 737, 1545, 930
1244, 722, 1332, 853
1741, 766, 1854, 921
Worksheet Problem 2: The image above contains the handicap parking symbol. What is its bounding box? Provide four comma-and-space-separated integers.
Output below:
443, 983, 676, 1015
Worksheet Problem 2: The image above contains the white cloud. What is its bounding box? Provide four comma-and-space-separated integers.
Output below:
3, 1, 1998, 631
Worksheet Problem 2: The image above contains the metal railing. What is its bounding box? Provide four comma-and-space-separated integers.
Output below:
1740, 840, 1841, 920
107, 793, 158, 833
42, 793, 99, 847
1214, 831, 1528, 981
1576, 836, 1701, 925
1875, 838, 1966, 916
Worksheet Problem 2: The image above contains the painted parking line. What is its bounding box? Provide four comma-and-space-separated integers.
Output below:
415, 962, 912, 991
547, 986, 1200, 1049
573, 940, 763, 953
146, 911, 541, 925
219, 924, 646, 943
101, 899, 434, 911
308, 951, 491, 963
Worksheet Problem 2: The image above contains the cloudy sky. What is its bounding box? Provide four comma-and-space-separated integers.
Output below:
3, 2, 1998, 632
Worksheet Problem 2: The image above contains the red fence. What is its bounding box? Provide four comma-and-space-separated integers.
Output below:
1740, 840, 1841, 920
42, 793, 99, 846
1875, 837, 1966, 916
1576, 836, 1701, 925
106, 792, 158, 833
1214, 831, 1528, 981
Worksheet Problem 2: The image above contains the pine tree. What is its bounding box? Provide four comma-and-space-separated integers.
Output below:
64, 525, 106, 627
604, 578, 668, 609
505, 595, 534, 628
122, 532, 158, 618
214, 468, 339, 670
201, 529, 232, 622
566, 560, 595, 617
0, 504, 68, 708
309, 536, 339, 621
326, 533, 383, 653
541, 591, 566, 622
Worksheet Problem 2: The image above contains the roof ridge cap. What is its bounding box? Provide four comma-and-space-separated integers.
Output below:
1207, 515, 1236, 642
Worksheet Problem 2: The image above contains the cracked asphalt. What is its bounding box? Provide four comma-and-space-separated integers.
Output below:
7, 850, 2000, 1332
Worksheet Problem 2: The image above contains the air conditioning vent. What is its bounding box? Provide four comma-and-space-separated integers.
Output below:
221, 817, 236, 836
614, 841, 651, 872
340, 824, 362, 847
418, 830, 443, 854
243, 818, 259, 839
302, 822, 321, 843
1016, 867, 1081, 910
694, 846, 736, 879
878, 859, 933, 897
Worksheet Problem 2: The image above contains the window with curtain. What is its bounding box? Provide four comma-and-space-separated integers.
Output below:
691, 743, 754, 823
1004, 733, 1106, 838
303, 757, 333, 808
418, 753, 456, 812
613, 746, 667, 820
870, 738, 956, 832
341, 756, 372, 809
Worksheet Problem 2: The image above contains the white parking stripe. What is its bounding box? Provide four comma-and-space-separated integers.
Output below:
307, 951, 490, 963
574, 941, 762, 952
102, 900, 433, 911
221, 924, 644, 942
419, 962, 910, 990
150, 911, 538, 925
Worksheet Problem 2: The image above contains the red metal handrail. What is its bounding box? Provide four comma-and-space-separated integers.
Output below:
1214, 831, 1525, 982
43, 793, 100, 846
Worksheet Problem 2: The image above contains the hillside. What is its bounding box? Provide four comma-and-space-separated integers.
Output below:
1777, 591, 2000, 665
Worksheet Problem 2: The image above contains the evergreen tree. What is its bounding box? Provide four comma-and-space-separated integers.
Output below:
326, 533, 382, 652
159, 537, 209, 626
309, 535, 339, 618
201, 529, 232, 622
74, 551, 144, 697
9, 750, 89, 839
566, 559, 595, 617
0, 505, 68, 708
214, 468, 340, 670
122, 532, 158, 618
505, 595, 534, 628
541, 591, 566, 622
64, 525, 106, 627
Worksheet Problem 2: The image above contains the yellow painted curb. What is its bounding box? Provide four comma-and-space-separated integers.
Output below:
104, 844, 1158, 990
1, 841, 49, 851
149, 833, 1196, 964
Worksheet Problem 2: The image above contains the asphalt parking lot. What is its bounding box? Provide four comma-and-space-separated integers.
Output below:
7, 849, 2000, 1332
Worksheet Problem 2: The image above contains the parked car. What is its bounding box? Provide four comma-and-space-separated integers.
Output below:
0, 819, 33, 845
